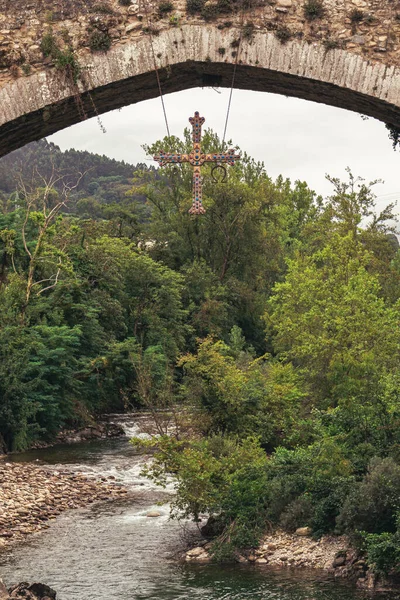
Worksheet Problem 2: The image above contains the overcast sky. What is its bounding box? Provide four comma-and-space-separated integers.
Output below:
49, 87, 400, 214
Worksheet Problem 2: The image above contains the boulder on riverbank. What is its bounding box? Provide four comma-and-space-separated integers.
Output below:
184, 529, 400, 592
0, 581, 57, 600
185, 530, 350, 570
0, 421, 126, 454
55, 422, 125, 444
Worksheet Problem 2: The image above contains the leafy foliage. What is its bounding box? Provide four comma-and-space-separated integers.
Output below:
303, 0, 325, 20
386, 123, 400, 150
362, 526, 400, 576
40, 32, 81, 83
1, 131, 400, 576
89, 31, 112, 52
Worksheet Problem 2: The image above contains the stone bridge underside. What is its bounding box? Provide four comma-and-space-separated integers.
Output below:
1, 0, 400, 157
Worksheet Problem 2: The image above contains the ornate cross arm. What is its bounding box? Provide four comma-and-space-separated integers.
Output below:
153, 112, 241, 215
153, 152, 189, 167
204, 149, 241, 166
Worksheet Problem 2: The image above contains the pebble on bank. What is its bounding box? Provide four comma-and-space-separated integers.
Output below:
0, 461, 128, 550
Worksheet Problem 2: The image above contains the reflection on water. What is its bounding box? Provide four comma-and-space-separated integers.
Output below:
0, 416, 397, 600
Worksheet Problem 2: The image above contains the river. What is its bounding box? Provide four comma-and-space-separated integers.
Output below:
0, 415, 396, 600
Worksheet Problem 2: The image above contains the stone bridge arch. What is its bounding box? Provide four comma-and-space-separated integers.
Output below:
0, 0, 400, 157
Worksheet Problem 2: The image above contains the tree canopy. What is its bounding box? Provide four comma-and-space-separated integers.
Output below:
1, 134, 399, 576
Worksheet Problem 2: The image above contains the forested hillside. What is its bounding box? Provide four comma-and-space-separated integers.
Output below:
1, 133, 399, 576
0, 139, 152, 217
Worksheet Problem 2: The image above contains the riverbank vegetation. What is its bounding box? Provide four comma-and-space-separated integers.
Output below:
1, 136, 399, 577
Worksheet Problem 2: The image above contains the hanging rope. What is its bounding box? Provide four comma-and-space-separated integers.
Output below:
222, 61, 238, 147
222, 0, 248, 146
143, 0, 171, 138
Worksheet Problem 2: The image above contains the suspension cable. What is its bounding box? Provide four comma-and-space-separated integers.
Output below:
222, 0, 249, 146
222, 61, 238, 147
222, 2, 246, 146
143, 0, 171, 138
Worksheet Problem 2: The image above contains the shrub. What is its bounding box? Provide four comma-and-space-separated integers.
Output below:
275, 26, 292, 44
337, 457, 400, 534
350, 8, 364, 24
242, 21, 255, 40
21, 63, 31, 76
187, 0, 205, 13
310, 475, 356, 534
303, 0, 324, 21
118, 0, 131, 5
45, 10, 55, 23
211, 461, 271, 558
145, 433, 269, 551
40, 33, 81, 83
40, 32, 58, 57
201, 4, 218, 20
90, 3, 115, 14
60, 28, 71, 44
323, 38, 340, 51
218, 47, 226, 55
216, 0, 235, 13
89, 30, 112, 52
266, 442, 353, 530
280, 495, 313, 531
362, 528, 400, 576
158, 0, 174, 14
53, 49, 81, 83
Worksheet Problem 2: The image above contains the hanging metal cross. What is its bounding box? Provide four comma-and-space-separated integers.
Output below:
153, 112, 241, 215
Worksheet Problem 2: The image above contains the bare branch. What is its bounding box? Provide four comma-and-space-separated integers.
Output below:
36, 265, 62, 296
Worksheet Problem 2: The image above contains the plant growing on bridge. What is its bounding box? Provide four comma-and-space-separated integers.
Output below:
242, 21, 255, 41
158, 1, 174, 15
201, 3, 218, 20
303, 0, 324, 21
89, 30, 112, 52
40, 32, 58, 57
216, 0, 236, 14
21, 63, 32, 76
275, 25, 292, 44
40, 32, 81, 84
187, 0, 206, 14
44, 10, 55, 23
350, 8, 364, 24
323, 38, 340, 51
90, 2, 115, 14
169, 14, 180, 25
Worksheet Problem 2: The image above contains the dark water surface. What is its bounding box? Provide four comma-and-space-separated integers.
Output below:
0, 416, 397, 600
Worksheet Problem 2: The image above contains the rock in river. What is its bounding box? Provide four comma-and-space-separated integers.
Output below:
0, 581, 57, 600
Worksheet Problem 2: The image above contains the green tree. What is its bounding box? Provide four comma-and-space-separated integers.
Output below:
179, 336, 306, 446
267, 233, 400, 407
